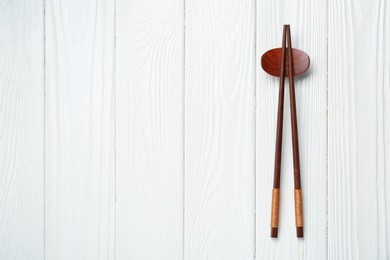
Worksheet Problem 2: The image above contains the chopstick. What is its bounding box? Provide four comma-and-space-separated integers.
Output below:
286, 25, 304, 238
270, 25, 287, 238
270, 25, 304, 238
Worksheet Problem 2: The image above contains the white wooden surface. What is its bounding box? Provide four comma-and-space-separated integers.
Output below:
0, 0, 44, 259
328, 0, 390, 259
0, 0, 389, 259
116, 0, 184, 259
185, 0, 255, 259
45, 0, 115, 259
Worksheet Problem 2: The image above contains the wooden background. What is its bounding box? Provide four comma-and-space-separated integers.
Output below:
0, 0, 389, 259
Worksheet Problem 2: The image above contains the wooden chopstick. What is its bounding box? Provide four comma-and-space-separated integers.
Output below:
286, 25, 304, 238
270, 25, 287, 238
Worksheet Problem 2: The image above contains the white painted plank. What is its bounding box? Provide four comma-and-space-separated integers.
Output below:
256, 1, 328, 259
184, 0, 255, 259
115, 0, 184, 259
0, 0, 44, 259
45, 0, 115, 259
328, 0, 390, 259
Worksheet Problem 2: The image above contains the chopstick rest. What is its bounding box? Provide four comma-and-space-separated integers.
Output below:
261, 25, 310, 238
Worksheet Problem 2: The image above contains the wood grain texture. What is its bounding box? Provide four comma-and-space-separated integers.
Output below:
1, 0, 389, 258
328, 0, 390, 259
115, 0, 184, 259
256, 0, 328, 258
184, 0, 255, 259
0, 0, 44, 259
45, 0, 115, 259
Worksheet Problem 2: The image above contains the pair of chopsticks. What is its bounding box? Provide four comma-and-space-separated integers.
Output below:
270, 25, 304, 238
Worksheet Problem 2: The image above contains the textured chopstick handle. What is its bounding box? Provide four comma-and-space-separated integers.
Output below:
271, 188, 280, 237
294, 188, 304, 237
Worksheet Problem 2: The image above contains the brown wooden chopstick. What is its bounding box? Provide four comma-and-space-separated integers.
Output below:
270, 25, 287, 238
286, 25, 304, 238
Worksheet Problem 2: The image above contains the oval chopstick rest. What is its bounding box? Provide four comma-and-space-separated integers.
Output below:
261, 48, 310, 77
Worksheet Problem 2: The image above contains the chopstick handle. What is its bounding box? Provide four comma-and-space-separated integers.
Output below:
286, 25, 304, 238
294, 188, 304, 237
270, 25, 287, 238
271, 188, 280, 237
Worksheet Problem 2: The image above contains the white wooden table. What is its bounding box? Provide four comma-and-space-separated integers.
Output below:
0, 0, 389, 259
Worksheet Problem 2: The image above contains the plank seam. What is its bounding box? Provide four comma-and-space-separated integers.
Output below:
183, 0, 186, 258
43, 0, 47, 258
254, 0, 257, 259
114, 0, 117, 258
326, 0, 329, 258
